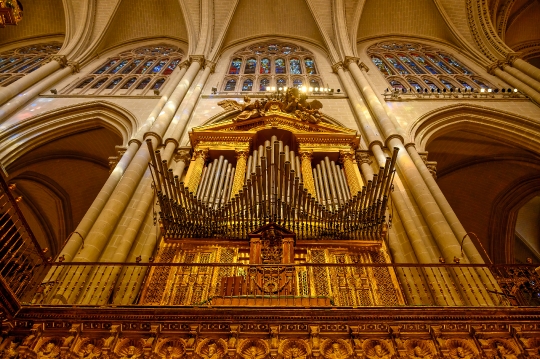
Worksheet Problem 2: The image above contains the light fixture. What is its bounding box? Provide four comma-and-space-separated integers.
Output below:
309, 87, 313, 92
271, 86, 276, 91
514, 88, 518, 92
50, 89, 57, 95
154, 89, 161, 95
278, 87, 283, 91
480, 88, 485, 93
301, 86, 307, 92
210, 87, 217, 95
314, 87, 319, 92
284, 86, 288, 91
487, 88, 492, 93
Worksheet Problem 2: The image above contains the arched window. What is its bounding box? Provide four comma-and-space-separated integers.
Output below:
309, 78, 320, 89
76, 77, 94, 89
368, 42, 491, 94
136, 77, 151, 89
91, 78, 108, 89
242, 79, 253, 91
244, 58, 257, 74
275, 58, 286, 74
389, 80, 406, 91
152, 78, 166, 90
260, 78, 270, 91
122, 77, 137, 89
224, 79, 237, 91
229, 58, 242, 74
304, 58, 316, 74
277, 78, 287, 88
0, 42, 61, 87
260, 58, 271, 74
290, 58, 302, 74
66, 45, 184, 95
223, 41, 322, 93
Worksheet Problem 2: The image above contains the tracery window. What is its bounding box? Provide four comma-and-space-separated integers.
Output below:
222, 41, 322, 92
67, 45, 184, 95
368, 41, 493, 92
0, 42, 61, 87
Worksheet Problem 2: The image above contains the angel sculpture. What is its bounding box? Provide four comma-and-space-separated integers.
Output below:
1, 342, 19, 359
367, 345, 391, 359
38, 343, 59, 359
242, 346, 266, 359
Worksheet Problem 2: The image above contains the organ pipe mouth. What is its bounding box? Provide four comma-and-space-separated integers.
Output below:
147, 139, 397, 240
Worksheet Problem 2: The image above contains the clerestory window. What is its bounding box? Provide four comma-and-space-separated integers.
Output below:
222, 41, 323, 92
0, 42, 62, 87
368, 41, 493, 93
66, 45, 183, 95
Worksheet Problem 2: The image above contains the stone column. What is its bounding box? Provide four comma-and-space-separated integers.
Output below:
500, 63, 540, 93
488, 63, 540, 105
339, 149, 363, 194
184, 148, 209, 194
230, 149, 248, 199
0, 61, 78, 122
511, 56, 540, 84
299, 150, 316, 198
0, 55, 66, 107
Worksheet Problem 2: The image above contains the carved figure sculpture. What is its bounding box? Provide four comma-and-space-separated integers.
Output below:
366, 345, 391, 359
1, 342, 19, 359
119, 346, 141, 359
157, 340, 184, 359
238, 339, 268, 359
80, 344, 101, 359
454, 347, 472, 359
327, 343, 346, 359
494, 344, 518, 359
409, 346, 431, 359
38, 342, 60, 359
201, 344, 220, 359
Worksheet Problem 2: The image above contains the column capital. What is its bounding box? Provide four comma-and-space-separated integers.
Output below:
338, 149, 355, 163
298, 149, 313, 161
355, 150, 373, 165
67, 61, 80, 73
331, 61, 344, 74
204, 60, 217, 73
178, 59, 191, 70
174, 148, 192, 164
189, 55, 206, 66
51, 55, 68, 67
234, 148, 249, 160
486, 60, 504, 74
418, 152, 437, 180
192, 147, 209, 161
506, 52, 522, 65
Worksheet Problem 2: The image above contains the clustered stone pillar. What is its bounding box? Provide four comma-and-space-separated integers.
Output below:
230, 149, 248, 199
488, 63, 540, 105
299, 150, 317, 198
339, 150, 363, 194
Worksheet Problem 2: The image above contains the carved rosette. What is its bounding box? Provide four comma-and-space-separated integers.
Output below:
237, 339, 269, 359
278, 340, 310, 359
320, 339, 353, 359
195, 339, 227, 359
155, 339, 185, 359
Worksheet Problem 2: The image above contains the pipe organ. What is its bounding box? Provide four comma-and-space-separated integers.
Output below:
142, 93, 405, 306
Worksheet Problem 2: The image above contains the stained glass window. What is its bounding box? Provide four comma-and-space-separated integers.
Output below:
293, 79, 303, 88
440, 79, 454, 90
153, 78, 165, 90
458, 79, 473, 90
136, 78, 151, 89
16, 58, 44, 73
0, 58, 19, 71
440, 54, 472, 74
275, 58, 286, 74
472, 78, 489, 89
224, 79, 236, 91
407, 79, 423, 92
136, 60, 155, 74
277, 78, 287, 88
309, 79, 320, 89
385, 56, 409, 75
411, 54, 439, 74
423, 79, 439, 90
260, 58, 271, 74
268, 44, 279, 52
397, 54, 425, 74
390, 80, 406, 91
371, 57, 393, 76
162, 59, 180, 75
94, 59, 118, 74
242, 79, 253, 91
106, 77, 122, 89
282, 46, 292, 54
1, 76, 21, 86
245, 58, 257, 74
76, 77, 94, 88
150, 60, 168, 74
0, 41, 62, 83
290, 58, 302, 74
91, 78, 108, 89
304, 58, 316, 74
426, 54, 454, 74
122, 77, 137, 89
260, 78, 270, 91
1, 58, 25, 72
110, 60, 129, 74
229, 58, 241, 74
0, 75, 10, 84
122, 59, 142, 74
